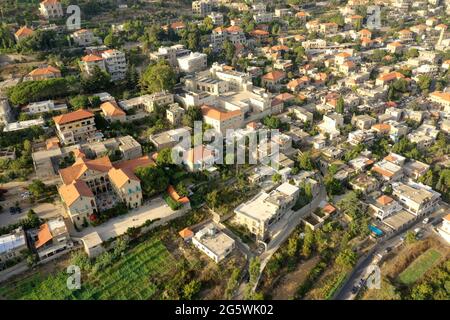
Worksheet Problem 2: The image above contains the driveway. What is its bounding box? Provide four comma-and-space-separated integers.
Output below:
73, 196, 177, 241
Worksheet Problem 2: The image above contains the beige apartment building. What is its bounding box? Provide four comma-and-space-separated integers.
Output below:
392, 182, 441, 216
53, 109, 97, 145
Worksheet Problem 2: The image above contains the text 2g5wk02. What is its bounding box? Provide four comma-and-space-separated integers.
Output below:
218, 304, 274, 316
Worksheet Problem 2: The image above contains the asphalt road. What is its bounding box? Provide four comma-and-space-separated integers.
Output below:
334, 202, 449, 300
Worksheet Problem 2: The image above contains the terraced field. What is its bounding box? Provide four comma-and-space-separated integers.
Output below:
0, 239, 178, 300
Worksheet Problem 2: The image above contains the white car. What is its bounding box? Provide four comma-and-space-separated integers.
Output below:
422, 217, 429, 224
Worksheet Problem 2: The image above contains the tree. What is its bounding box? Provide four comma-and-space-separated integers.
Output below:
69, 95, 90, 110
8, 78, 70, 105
272, 173, 282, 184
262, 116, 282, 129
287, 236, 299, 258
225, 268, 241, 299
417, 75, 432, 92
90, 95, 101, 108
156, 148, 173, 166
28, 179, 46, 198
183, 279, 201, 299
175, 182, 188, 197
81, 66, 111, 93
405, 230, 416, 244
222, 40, 236, 64
298, 151, 315, 170
182, 106, 203, 127
302, 226, 314, 258
206, 190, 219, 210
248, 257, 261, 285
134, 166, 169, 197
335, 247, 357, 269
336, 96, 344, 114
103, 32, 120, 48
140, 60, 176, 94
0, 24, 15, 49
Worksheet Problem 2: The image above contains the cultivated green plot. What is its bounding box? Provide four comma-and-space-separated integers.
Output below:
398, 249, 443, 286
0, 239, 178, 300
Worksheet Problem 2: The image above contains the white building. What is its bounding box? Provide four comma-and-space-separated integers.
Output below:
0, 228, 27, 265
370, 195, 402, 220
24, 100, 67, 115
317, 113, 344, 139
234, 182, 300, 240
101, 49, 127, 81
192, 223, 235, 263
177, 52, 208, 73
71, 29, 102, 47
3, 118, 45, 132
39, 0, 63, 19
392, 181, 441, 216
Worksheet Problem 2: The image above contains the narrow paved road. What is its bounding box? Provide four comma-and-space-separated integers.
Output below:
334, 202, 449, 300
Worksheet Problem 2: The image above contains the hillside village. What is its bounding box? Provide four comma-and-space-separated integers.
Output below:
0, 0, 449, 301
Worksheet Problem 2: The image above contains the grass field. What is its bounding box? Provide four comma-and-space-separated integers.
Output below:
398, 249, 442, 286
0, 239, 178, 300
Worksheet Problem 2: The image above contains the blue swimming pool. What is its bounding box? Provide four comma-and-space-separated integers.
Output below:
369, 225, 383, 236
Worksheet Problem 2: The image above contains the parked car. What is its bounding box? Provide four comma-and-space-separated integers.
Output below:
422, 217, 430, 224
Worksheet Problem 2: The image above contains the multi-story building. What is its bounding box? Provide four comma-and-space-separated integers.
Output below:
101, 49, 127, 81
437, 214, 450, 244
166, 103, 185, 126
39, 0, 64, 19
370, 195, 402, 220
31, 217, 73, 260
318, 113, 344, 139
177, 52, 208, 73
392, 182, 441, 216
211, 26, 246, 51
80, 49, 127, 81
192, 0, 213, 17
58, 179, 98, 229
58, 153, 151, 228
80, 54, 107, 76
429, 91, 450, 111
53, 109, 97, 145
149, 44, 191, 68
108, 167, 143, 209
234, 182, 300, 240
261, 70, 286, 91
201, 104, 244, 135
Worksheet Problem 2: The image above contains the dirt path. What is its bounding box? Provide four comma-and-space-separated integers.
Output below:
271, 256, 320, 300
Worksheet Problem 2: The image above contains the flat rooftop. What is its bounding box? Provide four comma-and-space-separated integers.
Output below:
382, 210, 415, 231
235, 192, 278, 222
194, 224, 235, 257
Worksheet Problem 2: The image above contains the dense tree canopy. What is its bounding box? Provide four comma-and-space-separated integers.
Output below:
140, 60, 176, 94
